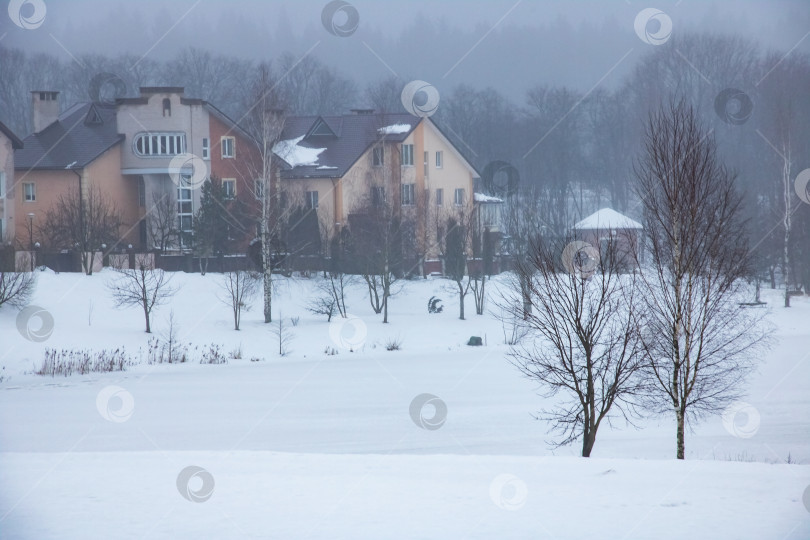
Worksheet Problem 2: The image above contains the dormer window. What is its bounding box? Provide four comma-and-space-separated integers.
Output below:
162, 98, 171, 117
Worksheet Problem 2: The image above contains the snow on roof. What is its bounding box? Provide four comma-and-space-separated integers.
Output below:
474, 192, 503, 203
573, 208, 643, 230
273, 135, 326, 167
315, 165, 338, 170
378, 123, 412, 135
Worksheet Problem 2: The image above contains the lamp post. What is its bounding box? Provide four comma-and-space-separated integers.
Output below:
27, 213, 34, 271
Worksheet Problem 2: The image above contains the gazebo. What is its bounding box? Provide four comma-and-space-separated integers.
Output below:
572, 208, 643, 270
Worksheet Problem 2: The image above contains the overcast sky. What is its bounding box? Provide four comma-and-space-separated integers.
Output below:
3, 0, 809, 101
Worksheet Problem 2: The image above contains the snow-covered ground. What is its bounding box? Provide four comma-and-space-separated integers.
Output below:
1, 269, 809, 539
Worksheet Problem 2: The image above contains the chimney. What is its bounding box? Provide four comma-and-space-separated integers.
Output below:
31, 91, 60, 133
350, 108, 375, 115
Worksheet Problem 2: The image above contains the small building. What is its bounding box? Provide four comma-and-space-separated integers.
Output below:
573, 208, 643, 270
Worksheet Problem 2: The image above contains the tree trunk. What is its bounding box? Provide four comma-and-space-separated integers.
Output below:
458, 281, 465, 320
676, 408, 685, 459
143, 302, 151, 333
582, 430, 596, 457
263, 270, 272, 323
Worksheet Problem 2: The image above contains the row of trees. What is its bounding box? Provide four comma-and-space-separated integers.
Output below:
506, 102, 770, 460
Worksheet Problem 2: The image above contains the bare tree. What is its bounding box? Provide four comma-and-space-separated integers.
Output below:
505, 233, 646, 457
444, 217, 470, 320
634, 101, 770, 459
108, 254, 177, 333
271, 313, 293, 356
218, 270, 260, 330
350, 198, 404, 324
243, 63, 287, 324
146, 188, 178, 252
0, 269, 36, 309
39, 185, 123, 275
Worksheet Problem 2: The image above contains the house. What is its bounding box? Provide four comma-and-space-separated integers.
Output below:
572, 208, 643, 270
13, 91, 134, 260
14, 87, 261, 256
114, 87, 261, 252
0, 119, 24, 246
274, 110, 485, 275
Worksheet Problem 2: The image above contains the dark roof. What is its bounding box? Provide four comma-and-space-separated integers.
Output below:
14, 103, 123, 170
0, 120, 23, 149
277, 113, 419, 179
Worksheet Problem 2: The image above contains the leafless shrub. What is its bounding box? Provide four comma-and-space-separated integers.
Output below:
218, 270, 260, 330
0, 270, 36, 309
108, 254, 177, 333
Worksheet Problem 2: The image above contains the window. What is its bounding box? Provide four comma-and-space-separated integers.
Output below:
401, 144, 414, 166
177, 178, 193, 246
221, 136, 235, 158
372, 146, 384, 167
137, 176, 145, 207
223, 179, 236, 200
424, 151, 429, 177
162, 98, 171, 117
306, 190, 319, 209
435, 151, 444, 169
372, 186, 385, 206
24, 182, 35, 202
435, 188, 443, 206
138, 219, 147, 245
454, 188, 465, 206
254, 179, 265, 200
202, 138, 210, 160
0, 172, 5, 199
401, 183, 415, 206
134, 132, 185, 156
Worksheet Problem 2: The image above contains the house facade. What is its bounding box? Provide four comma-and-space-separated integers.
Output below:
0, 120, 24, 245
275, 111, 488, 275
14, 87, 261, 255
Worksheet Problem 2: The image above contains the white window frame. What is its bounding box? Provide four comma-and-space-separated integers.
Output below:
306, 190, 319, 209
372, 146, 384, 167
401, 183, 415, 206
454, 188, 464, 206
435, 151, 443, 169
401, 144, 414, 167
134, 132, 185, 157
177, 177, 194, 246
202, 138, 210, 160
222, 178, 236, 200
221, 136, 235, 159
435, 188, 443, 207
24, 182, 35, 202
254, 179, 265, 200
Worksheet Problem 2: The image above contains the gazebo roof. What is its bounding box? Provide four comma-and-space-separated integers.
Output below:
573, 208, 643, 230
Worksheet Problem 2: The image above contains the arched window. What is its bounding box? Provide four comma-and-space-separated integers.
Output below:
162, 98, 171, 117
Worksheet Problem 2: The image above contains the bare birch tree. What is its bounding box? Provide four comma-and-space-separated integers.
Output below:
634, 101, 770, 459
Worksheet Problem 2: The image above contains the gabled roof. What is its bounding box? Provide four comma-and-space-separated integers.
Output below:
15, 103, 123, 170
276, 113, 419, 179
0, 120, 23, 149
573, 208, 643, 230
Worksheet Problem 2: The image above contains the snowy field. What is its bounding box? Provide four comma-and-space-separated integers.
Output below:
1, 269, 809, 539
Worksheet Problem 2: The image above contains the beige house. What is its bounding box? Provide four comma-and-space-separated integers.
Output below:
0, 120, 24, 245
276, 111, 490, 274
